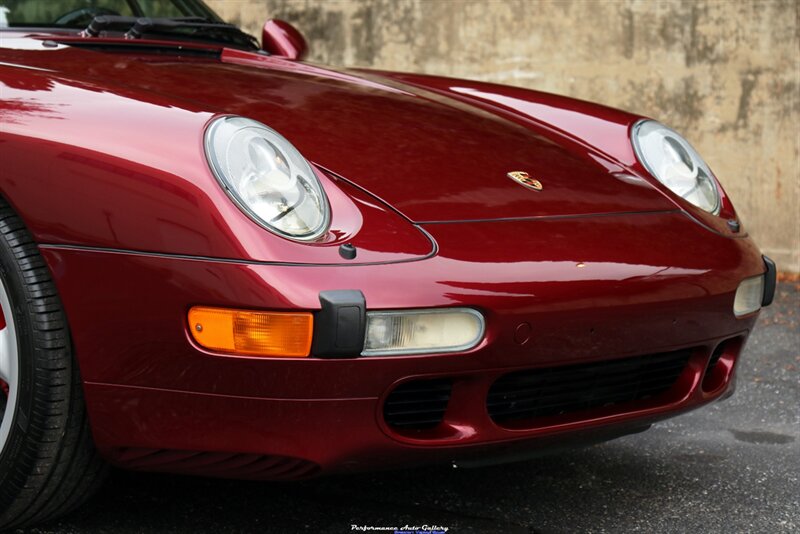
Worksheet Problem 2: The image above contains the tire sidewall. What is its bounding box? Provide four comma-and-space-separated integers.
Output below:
0, 230, 39, 492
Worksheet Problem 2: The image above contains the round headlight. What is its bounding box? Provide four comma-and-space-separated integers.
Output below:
632, 120, 721, 215
205, 116, 330, 240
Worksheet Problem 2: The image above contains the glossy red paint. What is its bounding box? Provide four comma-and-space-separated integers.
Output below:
261, 19, 308, 60
0, 29, 768, 477
371, 70, 743, 235
1, 38, 681, 234
40, 210, 761, 393
0, 61, 432, 264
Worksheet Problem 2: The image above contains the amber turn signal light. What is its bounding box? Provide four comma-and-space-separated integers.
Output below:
188, 306, 313, 357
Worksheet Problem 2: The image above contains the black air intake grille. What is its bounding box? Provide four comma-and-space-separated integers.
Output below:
487, 349, 691, 424
706, 344, 725, 373
384, 378, 452, 430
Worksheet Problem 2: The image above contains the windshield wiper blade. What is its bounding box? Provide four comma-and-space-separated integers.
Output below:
83, 15, 258, 49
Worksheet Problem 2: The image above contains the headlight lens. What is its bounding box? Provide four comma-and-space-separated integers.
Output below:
362, 309, 485, 356
205, 116, 330, 240
632, 120, 721, 215
733, 275, 764, 317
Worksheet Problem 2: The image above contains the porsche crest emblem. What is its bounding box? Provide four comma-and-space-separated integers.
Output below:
507, 171, 543, 191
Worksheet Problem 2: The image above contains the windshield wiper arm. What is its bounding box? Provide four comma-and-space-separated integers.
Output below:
83, 15, 258, 49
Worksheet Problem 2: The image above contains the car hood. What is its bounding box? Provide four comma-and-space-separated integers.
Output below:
7, 41, 674, 222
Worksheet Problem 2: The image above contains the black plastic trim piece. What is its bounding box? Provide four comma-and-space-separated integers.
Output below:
311, 290, 366, 358
339, 243, 357, 260
59, 42, 224, 57
762, 255, 777, 307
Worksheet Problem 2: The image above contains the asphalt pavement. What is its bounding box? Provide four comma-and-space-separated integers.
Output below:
21, 282, 799, 534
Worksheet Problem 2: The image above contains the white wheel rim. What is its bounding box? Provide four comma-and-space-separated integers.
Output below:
0, 276, 19, 455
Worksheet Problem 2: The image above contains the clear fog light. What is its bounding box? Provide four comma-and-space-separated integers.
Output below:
733, 275, 764, 317
362, 309, 485, 356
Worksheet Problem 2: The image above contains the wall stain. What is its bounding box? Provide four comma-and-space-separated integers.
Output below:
352, 5, 378, 64
626, 77, 704, 131
279, 7, 346, 65
685, 4, 718, 67
736, 70, 761, 128
621, 7, 634, 60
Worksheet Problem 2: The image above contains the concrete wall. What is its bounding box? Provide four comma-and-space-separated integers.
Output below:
209, 0, 800, 272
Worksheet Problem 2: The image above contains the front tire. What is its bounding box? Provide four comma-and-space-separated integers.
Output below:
0, 199, 107, 529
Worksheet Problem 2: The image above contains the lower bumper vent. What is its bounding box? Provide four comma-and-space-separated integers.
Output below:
487, 349, 691, 424
706, 344, 725, 374
384, 378, 452, 430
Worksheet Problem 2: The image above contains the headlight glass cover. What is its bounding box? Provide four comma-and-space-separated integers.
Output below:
205, 116, 330, 240
632, 120, 721, 215
733, 275, 764, 317
362, 309, 485, 356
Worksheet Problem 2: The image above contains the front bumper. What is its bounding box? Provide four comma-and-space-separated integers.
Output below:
41, 211, 766, 477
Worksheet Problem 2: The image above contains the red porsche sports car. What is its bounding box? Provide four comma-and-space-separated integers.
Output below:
0, 0, 777, 527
